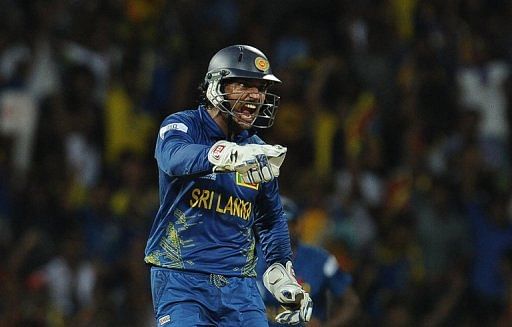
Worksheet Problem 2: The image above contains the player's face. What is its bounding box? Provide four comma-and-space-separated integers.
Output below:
223, 79, 268, 129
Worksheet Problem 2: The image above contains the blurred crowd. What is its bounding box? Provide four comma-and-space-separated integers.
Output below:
2, 0, 512, 326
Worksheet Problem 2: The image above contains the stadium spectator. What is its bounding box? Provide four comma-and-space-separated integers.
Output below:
256, 196, 360, 326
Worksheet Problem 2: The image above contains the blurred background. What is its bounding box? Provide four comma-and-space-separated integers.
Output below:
1, 0, 512, 326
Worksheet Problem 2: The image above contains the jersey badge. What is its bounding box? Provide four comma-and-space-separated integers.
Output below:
236, 172, 259, 190
158, 315, 171, 325
159, 123, 188, 139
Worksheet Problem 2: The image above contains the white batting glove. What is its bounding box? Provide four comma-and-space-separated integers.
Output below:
263, 261, 313, 325
208, 141, 286, 183
241, 143, 286, 182
251, 144, 287, 177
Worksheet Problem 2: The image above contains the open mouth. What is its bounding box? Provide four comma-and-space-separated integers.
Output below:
234, 103, 259, 125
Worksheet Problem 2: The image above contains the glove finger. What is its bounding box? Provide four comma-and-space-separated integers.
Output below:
241, 172, 252, 184
255, 154, 274, 182
275, 310, 301, 325
234, 159, 258, 173
260, 165, 273, 181
250, 169, 263, 184
241, 169, 257, 184
300, 293, 314, 322
270, 163, 280, 177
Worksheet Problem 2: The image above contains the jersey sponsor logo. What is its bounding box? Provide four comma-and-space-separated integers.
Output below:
211, 144, 225, 160
158, 315, 171, 325
189, 188, 252, 220
236, 172, 259, 190
159, 122, 188, 139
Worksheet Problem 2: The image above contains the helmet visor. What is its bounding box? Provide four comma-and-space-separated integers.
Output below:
207, 78, 280, 128
210, 90, 280, 129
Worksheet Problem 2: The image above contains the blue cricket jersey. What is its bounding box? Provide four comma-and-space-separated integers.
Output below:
144, 105, 292, 277
256, 243, 353, 324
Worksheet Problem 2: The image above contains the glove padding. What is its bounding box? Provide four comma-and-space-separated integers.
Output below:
207, 141, 286, 183
275, 295, 313, 325
263, 261, 313, 324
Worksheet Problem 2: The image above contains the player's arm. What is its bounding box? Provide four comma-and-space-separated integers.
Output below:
156, 118, 213, 177
207, 140, 286, 183
254, 186, 313, 325
253, 183, 292, 265
156, 118, 287, 181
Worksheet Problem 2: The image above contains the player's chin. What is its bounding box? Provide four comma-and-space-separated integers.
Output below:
232, 114, 256, 129
233, 118, 254, 130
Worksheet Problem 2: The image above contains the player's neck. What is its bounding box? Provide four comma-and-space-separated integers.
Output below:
208, 107, 242, 140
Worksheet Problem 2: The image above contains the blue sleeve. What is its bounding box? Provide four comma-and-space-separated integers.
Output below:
326, 256, 353, 298
254, 181, 292, 266
310, 248, 353, 298
155, 116, 213, 177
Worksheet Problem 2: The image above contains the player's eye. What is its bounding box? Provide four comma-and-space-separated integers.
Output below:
231, 81, 267, 93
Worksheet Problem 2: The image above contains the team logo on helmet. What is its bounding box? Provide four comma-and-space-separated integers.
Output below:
254, 57, 269, 72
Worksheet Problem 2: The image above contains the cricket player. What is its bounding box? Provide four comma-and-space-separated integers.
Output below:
256, 197, 360, 326
144, 45, 312, 326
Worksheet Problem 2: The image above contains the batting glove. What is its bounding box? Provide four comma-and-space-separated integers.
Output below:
263, 261, 313, 325
208, 141, 287, 183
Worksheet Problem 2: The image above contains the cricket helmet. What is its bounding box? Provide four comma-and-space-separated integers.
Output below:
204, 45, 281, 128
